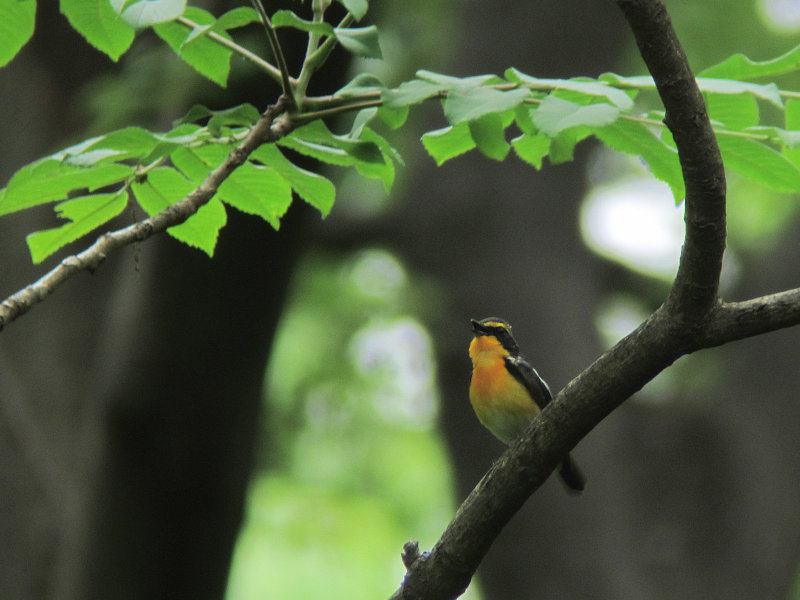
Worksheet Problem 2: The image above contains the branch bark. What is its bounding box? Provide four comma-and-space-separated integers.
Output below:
389, 1, 796, 598
0, 97, 295, 331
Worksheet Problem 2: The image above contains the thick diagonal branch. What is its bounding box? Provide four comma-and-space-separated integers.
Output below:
390, 1, 728, 598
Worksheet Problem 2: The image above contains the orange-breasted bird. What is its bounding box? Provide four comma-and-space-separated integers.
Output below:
468, 317, 585, 492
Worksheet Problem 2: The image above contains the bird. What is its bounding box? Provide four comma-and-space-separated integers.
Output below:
468, 317, 585, 492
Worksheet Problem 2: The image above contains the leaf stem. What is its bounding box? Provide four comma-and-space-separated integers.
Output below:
249, 0, 296, 106
176, 16, 286, 86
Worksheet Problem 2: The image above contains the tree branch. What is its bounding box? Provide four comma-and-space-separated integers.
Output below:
388, 1, 731, 598
0, 97, 295, 330
617, 0, 727, 321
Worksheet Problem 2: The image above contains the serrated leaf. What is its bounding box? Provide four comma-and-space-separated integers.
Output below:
468, 113, 509, 161
416, 70, 502, 91
335, 25, 381, 59
132, 167, 225, 255
378, 105, 409, 129
252, 144, 335, 217
532, 96, 619, 137
382, 79, 444, 109
218, 162, 292, 229
0, 160, 133, 216
153, 6, 231, 87
110, 0, 186, 28
59, 0, 134, 61
215, 7, 259, 30
718, 136, 800, 193
170, 144, 229, 183
207, 103, 261, 134
506, 68, 635, 111
511, 133, 550, 169
337, 0, 368, 20
444, 87, 530, 125
602, 73, 784, 109
595, 119, 684, 202
27, 191, 128, 263
0, 0, 35, 67
272, 9, 334, 35
700, 44, 800, 80
705, 92, 759, 130
355, 126, 397, 191
421, 123, 475, 166
334, 73, 384, 98
742, 126, 800, 149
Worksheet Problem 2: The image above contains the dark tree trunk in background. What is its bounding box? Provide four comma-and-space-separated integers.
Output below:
0, 3, 309, 599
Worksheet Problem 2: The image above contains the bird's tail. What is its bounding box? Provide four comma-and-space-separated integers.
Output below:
558, 453, 586, 493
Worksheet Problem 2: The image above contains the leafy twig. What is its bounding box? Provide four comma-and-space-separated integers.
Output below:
0, 97, 295, 330
177, 16, 286, 85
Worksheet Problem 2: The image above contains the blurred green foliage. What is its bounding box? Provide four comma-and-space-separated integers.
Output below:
225, 250, 466, 600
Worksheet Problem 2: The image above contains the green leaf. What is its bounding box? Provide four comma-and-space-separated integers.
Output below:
602, 73, 783, 109
468, 113, 509, 161
700, 44, 800, 80
0, 160, 133, 216
252, 144, 335, 217
532, 96, 619, 137
218, 162, 292, 229
377, 105, 408, 130
595, 119, 685, 202
109, 0, 186, 29
416, 70, 501, 90
511, 133, 550, 169
784, 99, 800, 167
153, 6, 231, 87
506, 69, 635, 111
718, 136, 800, 194
335, 25, 381, 59
705, 93, 759, 130
0, 0, 35, 67
60, 0, 135, 61
272, 10, 334, 35
26, 191, 128, 263
382, 79, 444, 109
443, 87, 530, 125
170, 144, 228, 183
421, 123, 475, 166
132, 167, 225, 255
337, 0, 368, 20
215, 7, 259, 30
334, 73, 384, 98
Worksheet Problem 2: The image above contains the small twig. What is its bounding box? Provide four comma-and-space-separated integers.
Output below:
177, 16, 286, 85
250, 0, 295, 106
0, 97, 294, 330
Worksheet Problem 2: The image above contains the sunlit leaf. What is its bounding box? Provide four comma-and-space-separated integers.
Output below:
132, 166, 225, 255
443, 87, 530, 125
468, 113, 509, 160
26, 191, 128, 263
0, 0, 35, 67
512, 133, 550, 169
700, 44, 800, 80
272, 9, 334, 35
594, 119, 684, 202
532, 96, 619, 136
421, 123, 475, 166
109, 0, 186, 28
718, 136, 800, 193
217, 162, 292, 229
60, 0, 134, 61
335, 25, 381, 59
252, 144, 335, 217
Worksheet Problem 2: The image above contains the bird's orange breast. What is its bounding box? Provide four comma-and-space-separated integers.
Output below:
469, 336, 540, 443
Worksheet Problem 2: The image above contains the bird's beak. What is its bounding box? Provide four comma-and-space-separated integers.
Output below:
470, 318, 484, 335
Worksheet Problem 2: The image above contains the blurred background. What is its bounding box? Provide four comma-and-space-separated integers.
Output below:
2, 1, 800, 599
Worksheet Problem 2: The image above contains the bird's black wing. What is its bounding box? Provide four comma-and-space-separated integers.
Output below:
503, 354, 553, 409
